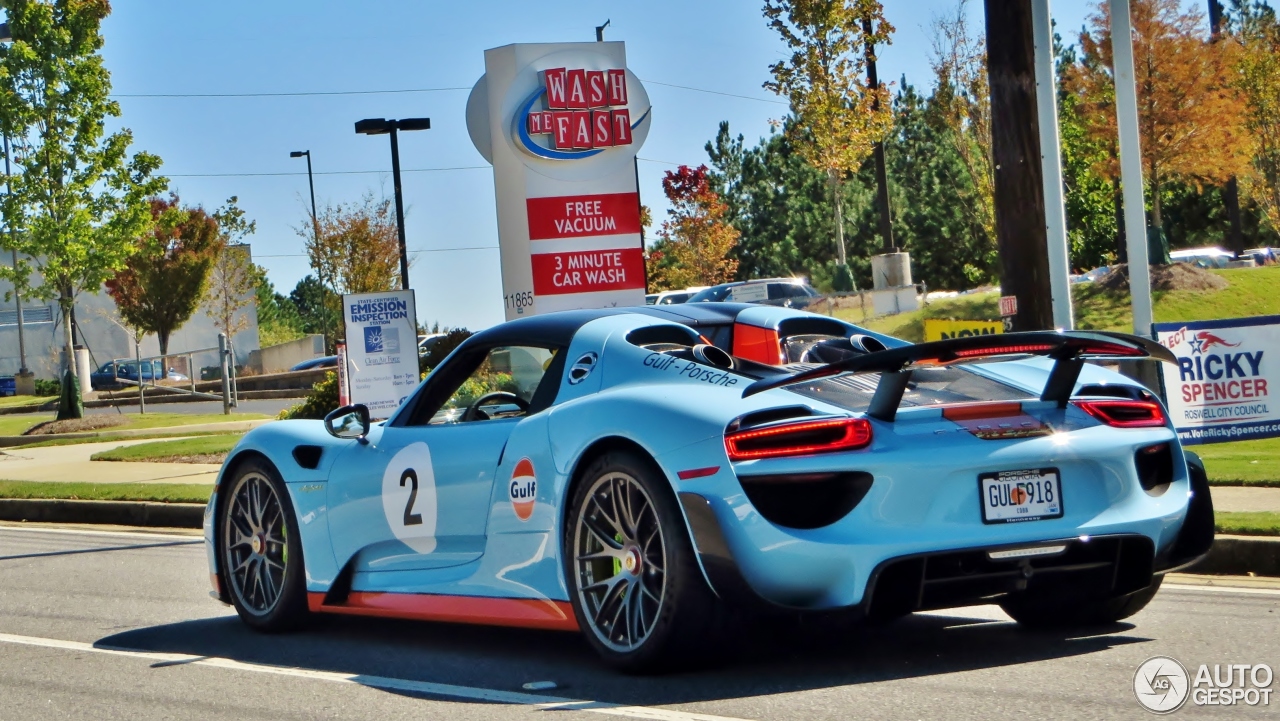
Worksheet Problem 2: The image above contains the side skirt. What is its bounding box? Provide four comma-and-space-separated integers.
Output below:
307, 592, 579, 632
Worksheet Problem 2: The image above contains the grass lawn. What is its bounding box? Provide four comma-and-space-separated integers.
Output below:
0, 480, 213, 504
1215, 511, 1280, 537
90, 434, 241, 463
851, 266, 1280, 340
1196, 437, 1280, 487
0, 395, 50, 411
0, 411, 267, 438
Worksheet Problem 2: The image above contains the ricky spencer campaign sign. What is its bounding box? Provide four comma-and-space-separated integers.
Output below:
1154, 316, 1279, 445
467, 42, 652, 320
342, 290, 419, 418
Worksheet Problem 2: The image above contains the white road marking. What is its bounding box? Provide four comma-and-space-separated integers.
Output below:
0, 632, 749, 721
1163, 583, 1280, 597
0, 525, 199, 542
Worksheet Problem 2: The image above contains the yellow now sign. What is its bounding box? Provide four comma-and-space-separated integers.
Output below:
923, 319, 1004, 342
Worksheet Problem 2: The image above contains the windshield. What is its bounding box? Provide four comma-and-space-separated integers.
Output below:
688, 285, 732, 302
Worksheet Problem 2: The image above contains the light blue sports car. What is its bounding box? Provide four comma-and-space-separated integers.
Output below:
204, 303, 1214, 671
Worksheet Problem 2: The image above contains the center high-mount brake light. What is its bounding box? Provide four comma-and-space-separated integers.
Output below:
1073, 399, 1167, 428
725, 417, 873, 461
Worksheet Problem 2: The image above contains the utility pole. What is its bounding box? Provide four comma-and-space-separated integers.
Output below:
596, 19, 610, 42
984, 0, 1054, 331
291, 150, 329, 351
862, 15, 895, 254
1111, 0, 1154, 337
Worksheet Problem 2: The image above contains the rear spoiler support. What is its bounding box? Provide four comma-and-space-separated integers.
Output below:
742, 330, 1178, 418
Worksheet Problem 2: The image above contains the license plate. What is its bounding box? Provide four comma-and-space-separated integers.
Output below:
980, 468, 1062, 524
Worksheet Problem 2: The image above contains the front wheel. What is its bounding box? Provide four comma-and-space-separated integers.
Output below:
1001, 577, 1163, 628
565, 451, 719, 673
218, 458, 309, 632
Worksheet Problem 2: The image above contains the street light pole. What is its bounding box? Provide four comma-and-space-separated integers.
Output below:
355, 117, 430, 291
290, 150, 330, 351
387, 126, 410, 291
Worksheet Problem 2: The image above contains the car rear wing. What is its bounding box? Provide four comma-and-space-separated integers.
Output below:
741, 330, 1177, 421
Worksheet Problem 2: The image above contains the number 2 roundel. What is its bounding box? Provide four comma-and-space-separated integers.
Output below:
381, 442, 438, 554
510, 458, 537, 521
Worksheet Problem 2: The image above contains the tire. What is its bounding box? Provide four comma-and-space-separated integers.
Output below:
1000, 576, 1163, 628
564, 450, 719, 673
218, 457, 310, 632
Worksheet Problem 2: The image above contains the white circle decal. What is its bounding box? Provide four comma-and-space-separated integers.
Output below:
381, 442, 438, 554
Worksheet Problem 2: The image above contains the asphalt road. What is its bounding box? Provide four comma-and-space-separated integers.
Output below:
1, 524, 1276, 721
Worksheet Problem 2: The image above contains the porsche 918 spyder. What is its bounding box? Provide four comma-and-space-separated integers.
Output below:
204, 303, 1213, 671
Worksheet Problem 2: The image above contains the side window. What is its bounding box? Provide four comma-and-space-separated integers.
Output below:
767, 283, 790, 300
428, 346, 558, 425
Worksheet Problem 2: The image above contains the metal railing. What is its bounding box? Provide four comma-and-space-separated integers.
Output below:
107, 334, 239, 414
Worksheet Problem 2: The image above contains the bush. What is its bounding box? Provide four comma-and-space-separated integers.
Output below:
33, 378, 60, 396
278, 371, 339, 420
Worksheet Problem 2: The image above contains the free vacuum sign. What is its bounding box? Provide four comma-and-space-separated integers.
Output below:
342, 290, 419, 418
1154, 315, 1278, 445
467, 42, 652, 320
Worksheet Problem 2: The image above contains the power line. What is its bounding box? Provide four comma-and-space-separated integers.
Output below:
113, 87, 471, 98
112, 78, 785, 105
255, 246, 498, 259
167, 166, 488, 178
640, 79, 787, 106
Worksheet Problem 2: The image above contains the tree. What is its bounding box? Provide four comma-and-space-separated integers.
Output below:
289, 275, 340, 341
204, 198, 257, 341
763, 0, 894, 290
649, 165, 740, 291
928, 0, 995, 252
0, 0, 165, 419
1231, 0, 1280, 236
301, 192, 403, 296
254, 267, 305, 348
105, 196, 220, 360
1076, 0, 1250, 231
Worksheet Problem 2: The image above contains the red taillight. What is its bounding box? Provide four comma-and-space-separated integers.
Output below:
725, 417, 873, 461
1073, 399, 1167, 428
951, 343, 1057, 359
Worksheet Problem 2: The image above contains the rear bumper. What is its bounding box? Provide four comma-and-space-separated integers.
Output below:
681, 489, 1198, 615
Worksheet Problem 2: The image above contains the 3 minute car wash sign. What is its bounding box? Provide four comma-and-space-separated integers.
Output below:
467, 42, 652, 320
1153, 315, 1279, 445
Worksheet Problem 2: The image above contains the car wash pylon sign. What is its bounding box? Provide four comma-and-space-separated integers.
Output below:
467, 42, 652, 320
1154, 316, 1280, 445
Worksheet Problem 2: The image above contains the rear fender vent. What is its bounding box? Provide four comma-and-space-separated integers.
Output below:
1135, 442, 1174, 495
738, 471, 873, 529
292, 445, 324, 470
727, 406, 815, 433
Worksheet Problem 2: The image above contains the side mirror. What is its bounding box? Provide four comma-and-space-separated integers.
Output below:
324, 404, 370, 442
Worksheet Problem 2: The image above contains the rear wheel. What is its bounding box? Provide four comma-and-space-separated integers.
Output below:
565, 451, 719, 672
1000, 577, 1163, 628
219, 458, 309, 631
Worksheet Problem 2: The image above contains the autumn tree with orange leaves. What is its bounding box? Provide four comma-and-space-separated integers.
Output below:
648, 165, 739, 291
1071, 0, 1250, 232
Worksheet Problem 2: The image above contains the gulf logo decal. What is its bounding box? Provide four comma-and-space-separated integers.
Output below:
510, 458, 537, 521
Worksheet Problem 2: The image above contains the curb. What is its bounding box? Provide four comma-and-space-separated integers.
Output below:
0, 496, 1276, 577
0, 499, 206, 528
1185, 534, 1280, 577
0, 418, 273, 448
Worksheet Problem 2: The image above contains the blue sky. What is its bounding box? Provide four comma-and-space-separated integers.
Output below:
97, 0, 1115, 332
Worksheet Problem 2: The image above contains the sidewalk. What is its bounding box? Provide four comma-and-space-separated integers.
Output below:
1209, 486, 1280, 513
0, 437, 221, 485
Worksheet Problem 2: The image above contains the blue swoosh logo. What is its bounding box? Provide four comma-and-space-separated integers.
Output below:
513, 87, 651, 161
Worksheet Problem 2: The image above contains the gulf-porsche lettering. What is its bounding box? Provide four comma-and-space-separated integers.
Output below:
642, 352, 739, 387
510, 458, 537, 521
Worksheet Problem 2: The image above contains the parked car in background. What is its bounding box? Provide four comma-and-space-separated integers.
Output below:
687, 278, 820, 309
289, 356, 339, 372
1243, 247, 1276, 265
418, 333, 445, 356
90, 360, 190, 391
645, 287, 707, 306
1169, 247, 1235, 269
